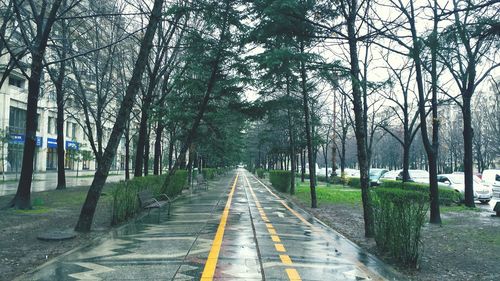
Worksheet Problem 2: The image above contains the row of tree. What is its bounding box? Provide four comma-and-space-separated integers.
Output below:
242, 0, 499, 237
0, 0, 498, 237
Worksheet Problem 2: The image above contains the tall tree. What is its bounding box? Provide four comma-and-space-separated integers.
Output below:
438, 0, 500, 207
3, 0, 66, 209
75, 0, 167, 232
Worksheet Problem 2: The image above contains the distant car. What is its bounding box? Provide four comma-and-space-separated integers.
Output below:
437, 174, 493, 204
380, 170, 400, 181
396, 169, 429, 183
481, 169, 500, 196
369, 168, 388, 186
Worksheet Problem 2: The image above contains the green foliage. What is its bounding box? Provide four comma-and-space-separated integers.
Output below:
295, 184, 361, 205
269, 170, 291, 192
202, 168, 217, 180
256, 168, 266, 179
347, 177, 360, 188
371, 188, 428, 268
380, 180, 462, 205
111, 172, 187, 225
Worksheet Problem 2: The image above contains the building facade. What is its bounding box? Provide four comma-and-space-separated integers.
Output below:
0, 66, 127, 173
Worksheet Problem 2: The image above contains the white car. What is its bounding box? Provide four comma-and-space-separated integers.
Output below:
437, 174, 493, 203
481, 169, 500, 196
397, 169, 429, 184
380, 170, 401, 181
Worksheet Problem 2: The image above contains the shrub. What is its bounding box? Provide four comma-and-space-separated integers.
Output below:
372, 188, 428, 268
256, 168, 265, 179
347, 177, 361, 188
269, 170, 292, 192
202, 168, 217, 180
111, 171, 187, 225
380, 180, 462, 205
161, 170, 188, 197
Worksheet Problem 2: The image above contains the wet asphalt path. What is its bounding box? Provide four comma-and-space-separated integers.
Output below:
18, 169, 398, 280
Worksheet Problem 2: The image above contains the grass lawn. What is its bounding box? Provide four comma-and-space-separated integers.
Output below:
294, 182, 361, 206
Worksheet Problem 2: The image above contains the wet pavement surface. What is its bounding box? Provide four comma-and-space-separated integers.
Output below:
19, 169, 401, 281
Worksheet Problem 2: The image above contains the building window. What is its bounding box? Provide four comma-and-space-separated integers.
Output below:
9, 76, 25, 88
48, 117, 55, 134
66, 121, 71, 137
72, 123, 77, 138
9, 107, 26, 134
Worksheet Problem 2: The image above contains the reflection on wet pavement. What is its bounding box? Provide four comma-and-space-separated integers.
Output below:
19, 169, 401, 281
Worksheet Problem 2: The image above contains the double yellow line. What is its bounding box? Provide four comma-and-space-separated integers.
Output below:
201, 174, 239, 280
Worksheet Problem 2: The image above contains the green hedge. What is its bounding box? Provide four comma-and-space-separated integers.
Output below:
347, 177, 360, 188
111, 171, 187, 225
202, 168, 217, 180
372, 188, 428, 268
379, 180, 462, 205
256, 168, 265, 179
269, 170, 292, 192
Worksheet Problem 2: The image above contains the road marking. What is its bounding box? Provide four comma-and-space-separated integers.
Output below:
251, 174, 387, 281
243, 174, 302, 281
286, 268, 301, 280
274, 243, 286, 252
201, 174, 239, 280
280, 255, 292, 265
271, 235, 281, 242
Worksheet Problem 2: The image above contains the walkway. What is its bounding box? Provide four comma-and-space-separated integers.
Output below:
18, 169, 399, 280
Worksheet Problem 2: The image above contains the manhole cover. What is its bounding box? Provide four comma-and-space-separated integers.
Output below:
37, 230, 77, 241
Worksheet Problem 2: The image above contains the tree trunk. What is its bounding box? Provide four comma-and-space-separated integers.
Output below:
143, 127, 150, 176
154, 123, 164, 175
301, 149, 305, 182
299, 42, 317, 208
75, 0, 164, 232
55, 20, 68, 190
346, 0, 374, 237
8, 0, 64, 209
125, 123, 130, 180
462, 95, 475, 207
134, 98, 151, 177
168, 131, 174, 171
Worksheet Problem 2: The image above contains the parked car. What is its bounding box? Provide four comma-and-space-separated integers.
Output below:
481, 169, 500, 195
379, 170, 400, 181
437, 174, 493, 203
396, 169, 429, 183
369, 168, 388, 186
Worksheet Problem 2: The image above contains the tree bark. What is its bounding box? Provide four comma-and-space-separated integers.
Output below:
154, 123, 164, 175
299, 42, 317, 208
345, 0, 374, 237
462, 95, 475, 207
75, 0, 164, 232
9, 0, 64, 209
125, 122, 130, 180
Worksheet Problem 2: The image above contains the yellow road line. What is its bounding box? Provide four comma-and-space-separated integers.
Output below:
280, 255, 292, 265
286, 268, 301, 280
243, 174, 302, 281
251, 174, 387, 281
201, 174, 239, 280
274, 243, 286, 252
271, 235, 281, 242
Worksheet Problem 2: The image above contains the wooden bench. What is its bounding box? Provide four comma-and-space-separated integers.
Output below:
195, 174, 208, 191
137, 190, 171, 221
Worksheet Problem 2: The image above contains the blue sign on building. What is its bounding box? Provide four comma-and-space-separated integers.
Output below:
36, 136, 42, 147
10, 134, 42, 147
47, 138, 58, 148
66, 141, 79, 150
